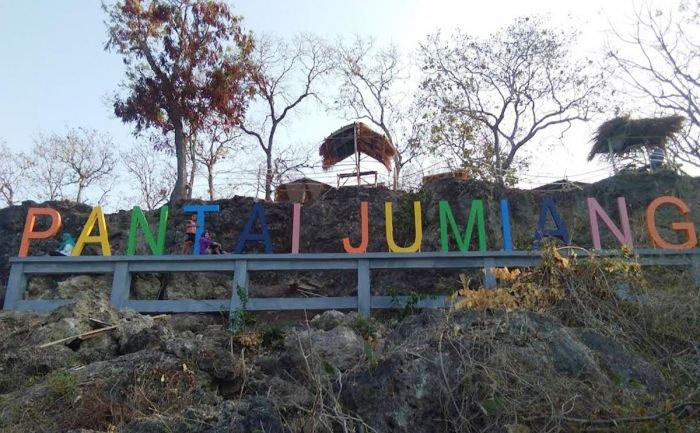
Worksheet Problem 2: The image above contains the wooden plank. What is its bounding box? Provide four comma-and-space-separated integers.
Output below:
357, 259, 370, 316
38, 325, 119, 348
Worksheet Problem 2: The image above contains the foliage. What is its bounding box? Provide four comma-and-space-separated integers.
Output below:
228, 285, 249, 332
451, 246, 643, 313
104, 0, 257, 202
390, 289, 432, 321
412, 107, 522, 186
260, 325, 285, 349
46, 370, 77, 400
419, 16, 605, 185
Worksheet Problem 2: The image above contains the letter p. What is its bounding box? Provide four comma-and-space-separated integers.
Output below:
19, 208, 62, 257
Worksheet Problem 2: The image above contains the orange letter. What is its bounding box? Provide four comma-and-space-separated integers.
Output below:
19, 208, 62, 257
343, 202, 369, 253
646, 196, 697, 249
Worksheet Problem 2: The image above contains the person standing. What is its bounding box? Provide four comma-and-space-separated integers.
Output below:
182, 214, 197, 254
649, 146, 665, 171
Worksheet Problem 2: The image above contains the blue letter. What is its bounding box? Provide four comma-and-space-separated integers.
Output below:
184, 204, 220, 256
500, 199, 513, 251
534, 198, 570, 246
234, 202, 273, 254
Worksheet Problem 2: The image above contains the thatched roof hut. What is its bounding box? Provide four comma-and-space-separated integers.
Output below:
274, 178, 332, 203
588, 115, 685, 161
319, 122, 396, 170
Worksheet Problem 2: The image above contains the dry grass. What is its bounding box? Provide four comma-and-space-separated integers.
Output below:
441, 246, 700, 432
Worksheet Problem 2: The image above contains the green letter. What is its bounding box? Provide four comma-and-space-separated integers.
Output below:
127, 206, 169, 255
439, 200, 487, 252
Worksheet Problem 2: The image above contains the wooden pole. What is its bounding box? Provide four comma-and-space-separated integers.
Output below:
354, 122, 360, 186
608, 139, 618, 174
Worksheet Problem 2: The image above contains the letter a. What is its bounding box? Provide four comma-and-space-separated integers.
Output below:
73, 207, 112, 256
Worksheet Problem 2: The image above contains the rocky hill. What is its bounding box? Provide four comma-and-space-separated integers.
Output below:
0, 173, 699, 432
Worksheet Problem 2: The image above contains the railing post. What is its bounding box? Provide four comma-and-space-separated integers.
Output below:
3, 263, 27, 310
231, 259, 249, 312
691, 253, 700, 289
110, 262, 130, 309
357, 259, 370, 317
483, 258, 496, 289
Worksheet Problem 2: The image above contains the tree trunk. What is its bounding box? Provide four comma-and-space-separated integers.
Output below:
170, 119, 188, 203
188, 158, 196, 199
393, 154, 401, 191
207, 164, 215, 201
265, 150, 273, 201
76, 183, 84, 204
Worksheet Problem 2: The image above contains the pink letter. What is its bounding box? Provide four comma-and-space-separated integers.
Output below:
291, 203, 301, 254
587, 197, 633, 249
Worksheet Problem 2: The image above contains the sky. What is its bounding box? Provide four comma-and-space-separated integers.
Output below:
0, 0, 685, 205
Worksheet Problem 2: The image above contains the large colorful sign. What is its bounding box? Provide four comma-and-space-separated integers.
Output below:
17, 196, 698, 257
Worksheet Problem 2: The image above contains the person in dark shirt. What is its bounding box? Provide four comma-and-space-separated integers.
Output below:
199, 231, 225, 254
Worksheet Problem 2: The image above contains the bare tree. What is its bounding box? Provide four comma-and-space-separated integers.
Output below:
193, 121, 241, 200
0, 142, 31, 206
122, 145, 175, 210
240, 34, 333, 201
419, 17, 606, 185
333, 37, 421, 187
56, 128, 117, 203
28, 129, 116, 203
607, 2, 700, 166
27, 137, 69, 201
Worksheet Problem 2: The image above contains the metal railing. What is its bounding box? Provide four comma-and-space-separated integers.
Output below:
4, 249, 700, 316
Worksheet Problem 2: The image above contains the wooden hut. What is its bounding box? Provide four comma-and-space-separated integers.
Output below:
274, 178, 332, 203
319, 122, 396, 187
589, 116, 685, 171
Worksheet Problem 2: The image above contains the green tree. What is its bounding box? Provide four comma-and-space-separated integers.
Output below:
104, 0, 257, 202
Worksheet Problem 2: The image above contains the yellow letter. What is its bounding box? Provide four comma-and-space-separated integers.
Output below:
385, 201, 422, 253
73, 207, 112, 256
